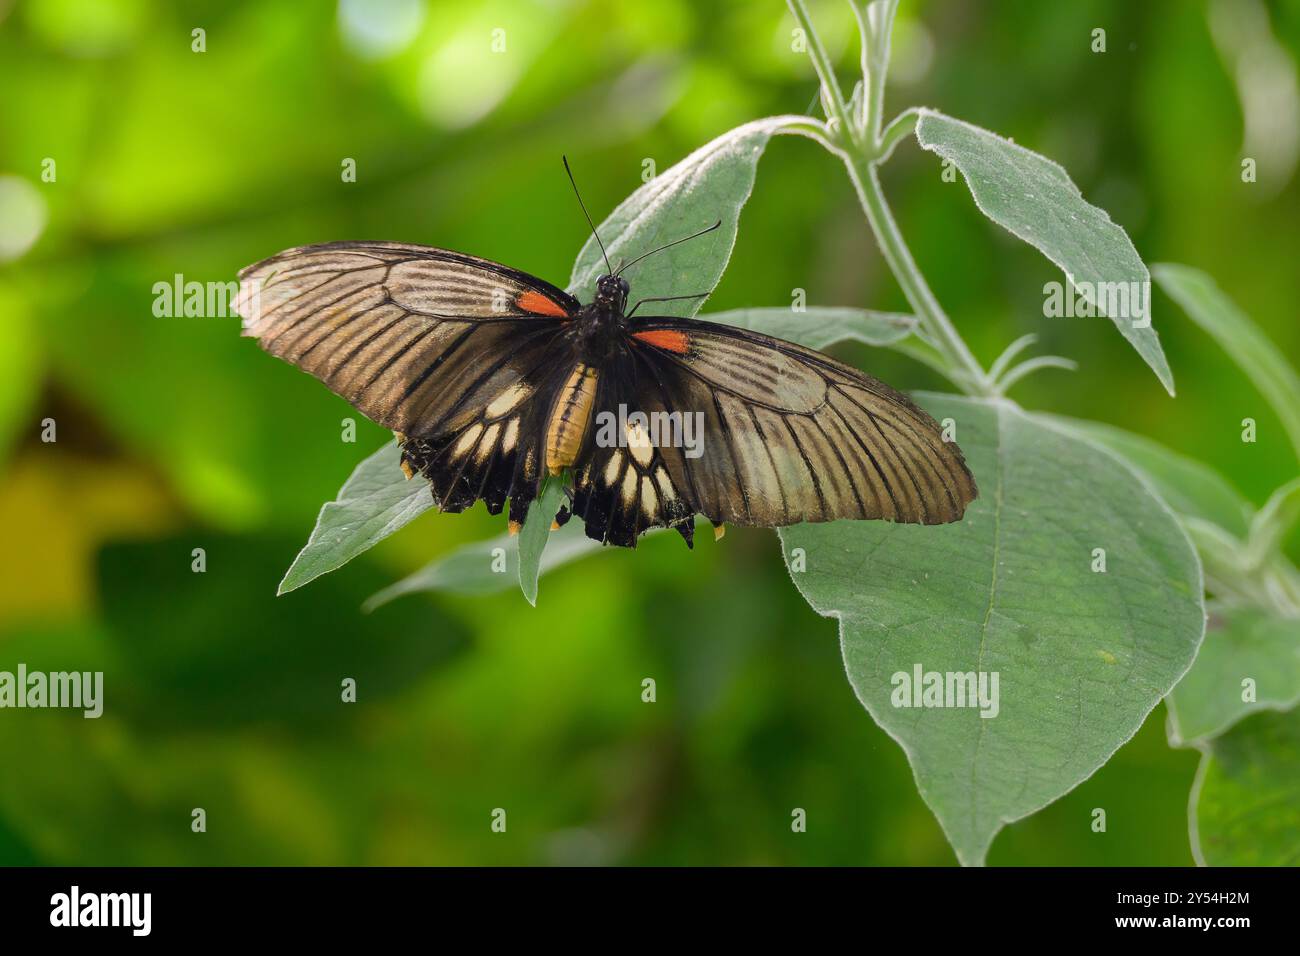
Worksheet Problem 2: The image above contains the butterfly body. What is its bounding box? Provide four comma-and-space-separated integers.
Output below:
235, 240, 977, 550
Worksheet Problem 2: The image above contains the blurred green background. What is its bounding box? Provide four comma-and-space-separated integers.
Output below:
1, 0, 1297, 865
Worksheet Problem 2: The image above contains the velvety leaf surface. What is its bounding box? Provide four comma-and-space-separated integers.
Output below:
780, 393, 1204, 864
1045, 416, 1252, 537
278, 442, 433, 595
569, 116, 803, 313
915, 110, 1173, 395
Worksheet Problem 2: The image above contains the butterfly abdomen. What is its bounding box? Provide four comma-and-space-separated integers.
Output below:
545, 364, 599, 475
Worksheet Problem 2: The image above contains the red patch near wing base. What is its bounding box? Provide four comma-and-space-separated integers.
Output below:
515, 290, 570, 317
632, 329, 690, 354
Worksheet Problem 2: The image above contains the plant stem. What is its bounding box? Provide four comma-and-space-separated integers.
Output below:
859, 0, 897, 144
843, 154, 991, 395
790, 0, 990, 395
787, 0, 853, 136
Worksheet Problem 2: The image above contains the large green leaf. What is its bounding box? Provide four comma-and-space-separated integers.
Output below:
569, 116, 804, 310
703, 306, 916, 350
1154, 263, 1300, 459
278, 442, 433, 595
1167, 607, 1300, 745
914, 110, 1174, 395
1044, 416, 1253, 538
1191, 708, 1300, 865
780, 393, 1204, 865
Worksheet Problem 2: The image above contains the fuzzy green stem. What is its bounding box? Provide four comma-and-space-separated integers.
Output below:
788, 0, 857, 141
843, 153, 992, 395
859, 0, 898, 143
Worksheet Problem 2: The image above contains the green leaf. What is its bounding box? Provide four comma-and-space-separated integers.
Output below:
278, 442, 433, 595
364, 521, 604, 611
517, 478, 568, 607
780, 393, 1204, 865
703, 306, 916, 350
569, 116, 804, 311
914, 110, 1174, 395
1043, 416, 1253, 538
1168, 606, 1300, 746
1154, 262, 1300, 459
1191, 708, 1300, 865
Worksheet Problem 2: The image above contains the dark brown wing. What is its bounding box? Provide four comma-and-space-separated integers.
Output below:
569, 316, 977, 546
233, 241, 581, 527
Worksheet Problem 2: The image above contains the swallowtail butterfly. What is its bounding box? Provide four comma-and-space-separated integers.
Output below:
233, 162, 977, 548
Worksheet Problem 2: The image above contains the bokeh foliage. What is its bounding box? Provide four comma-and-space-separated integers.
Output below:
2, 0, 1297, 864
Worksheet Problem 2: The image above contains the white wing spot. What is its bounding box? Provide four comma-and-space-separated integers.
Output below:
476, 423, 500, 462
604, 451, 623, 487
453, 423, 483, 459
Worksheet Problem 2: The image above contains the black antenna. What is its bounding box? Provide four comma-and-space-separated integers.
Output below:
615, 220, 722, 278
626, 290, 713, 320
562, 155, 613, 276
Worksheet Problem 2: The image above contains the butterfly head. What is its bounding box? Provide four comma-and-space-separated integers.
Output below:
594, 274, 630, 315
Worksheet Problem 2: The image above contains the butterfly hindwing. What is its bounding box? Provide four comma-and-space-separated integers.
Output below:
568, 357, 698, 548
398, 351, 575, 527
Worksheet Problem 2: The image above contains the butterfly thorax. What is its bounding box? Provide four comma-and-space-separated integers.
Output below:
569, 304, 625, 361
568, 273, 633, 365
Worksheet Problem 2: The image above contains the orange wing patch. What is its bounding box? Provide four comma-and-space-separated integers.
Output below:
632, 329, 690, 354
515, 290, 570, 317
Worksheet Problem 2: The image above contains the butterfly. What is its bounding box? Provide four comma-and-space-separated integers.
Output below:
233, 161, 977, 549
